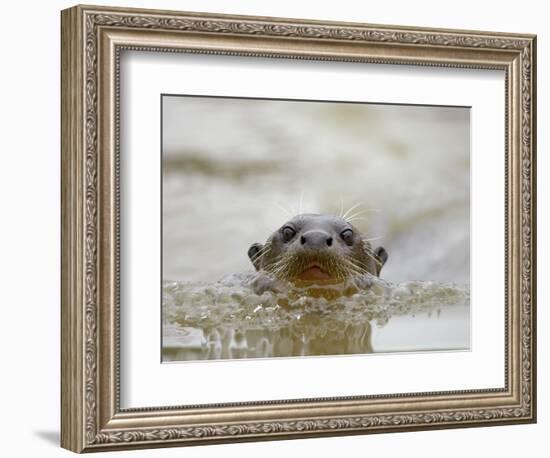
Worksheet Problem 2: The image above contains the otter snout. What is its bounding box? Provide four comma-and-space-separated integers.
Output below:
247, 213, 388, 287
300, 230, 333, 249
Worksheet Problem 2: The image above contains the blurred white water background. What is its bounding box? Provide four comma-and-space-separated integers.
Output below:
163, 96, 469, 284
161, 96, 470, 360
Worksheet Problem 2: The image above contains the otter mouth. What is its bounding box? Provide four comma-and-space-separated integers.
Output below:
295, 262, 333, 281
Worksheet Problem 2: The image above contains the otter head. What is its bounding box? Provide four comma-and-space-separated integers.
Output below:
248, 214, 387, 284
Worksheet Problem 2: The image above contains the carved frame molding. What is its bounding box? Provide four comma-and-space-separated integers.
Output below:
61, 5, 536, 452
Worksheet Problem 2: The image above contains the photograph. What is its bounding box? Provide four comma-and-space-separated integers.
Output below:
161, 95, 471, 362
58, 4, 536, 452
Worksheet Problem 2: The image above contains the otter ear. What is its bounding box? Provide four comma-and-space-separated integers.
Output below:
373, 246, 388, 276
248, 243, 264, 271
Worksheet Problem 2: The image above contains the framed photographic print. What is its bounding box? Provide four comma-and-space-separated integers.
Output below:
61, 4, 537, 453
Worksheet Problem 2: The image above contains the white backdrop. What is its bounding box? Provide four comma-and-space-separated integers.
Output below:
121, 54, 503, 407
0, 0, 545, 457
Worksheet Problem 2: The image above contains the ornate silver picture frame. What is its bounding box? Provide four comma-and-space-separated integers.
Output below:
61, 4, 536, 453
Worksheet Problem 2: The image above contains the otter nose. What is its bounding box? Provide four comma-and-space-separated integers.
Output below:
300, 230, 333, 248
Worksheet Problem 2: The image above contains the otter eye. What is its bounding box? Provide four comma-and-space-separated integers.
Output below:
340, 229, 354, 246
281, 226, 296, 243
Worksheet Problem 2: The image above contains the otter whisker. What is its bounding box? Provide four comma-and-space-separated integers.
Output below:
264, 256, 281, 270
268, 261, 288, 273
346, 210, 381, 225
345, 210, 371, 221
362, 236, 384, 242
265, 257, 293, 277
363, 243, 382, 254
341, 202, 364, 221
269, 266, 288, 278
256, 241, 272, 253
273, 202, 294, 218
347, 208, 380, 217
250, 242, 274, 265
345, 255, 372, 272
329, 255, 365, 278
342, 260, 368, 277
341, 264, 362, 279
346, 257, 369, 270
362, 246, 384, 267
262, 260, 284, 274
266, 255, 287, 268
252, 246, 273, 263
252, 252, 271, 265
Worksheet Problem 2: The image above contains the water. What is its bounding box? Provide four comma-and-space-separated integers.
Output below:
162, 275, 470, 361
161, 96, 471, 362
162, 98, 470, 284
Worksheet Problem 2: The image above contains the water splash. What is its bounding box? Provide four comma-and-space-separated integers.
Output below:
162, 274, 469, 361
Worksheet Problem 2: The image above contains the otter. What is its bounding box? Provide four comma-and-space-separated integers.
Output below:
247, 214, 388, 295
